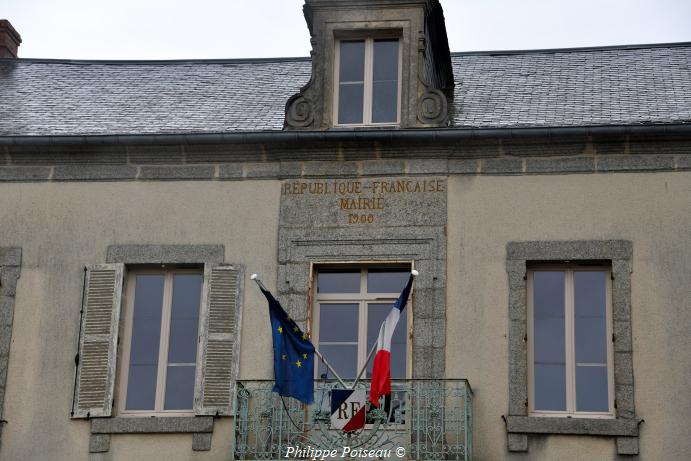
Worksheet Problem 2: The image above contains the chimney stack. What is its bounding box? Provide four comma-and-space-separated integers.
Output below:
0, 20, 22, 58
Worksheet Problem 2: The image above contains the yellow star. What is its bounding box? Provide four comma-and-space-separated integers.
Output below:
282, 354, 287, 361
277, 326, 283, 334
295, 360, 302, 368
302, 333, 309, 340
293, 326, 299, 333
302, 353, 308, 360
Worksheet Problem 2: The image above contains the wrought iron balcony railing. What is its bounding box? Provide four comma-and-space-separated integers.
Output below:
234, 379, 473, 460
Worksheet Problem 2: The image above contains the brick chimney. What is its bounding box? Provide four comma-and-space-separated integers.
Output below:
0, 20, 22, 58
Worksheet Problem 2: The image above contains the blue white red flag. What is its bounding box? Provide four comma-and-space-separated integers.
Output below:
369, 271, 416, 407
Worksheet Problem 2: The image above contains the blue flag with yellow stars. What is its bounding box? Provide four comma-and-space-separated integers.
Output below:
261, 288, 315, 404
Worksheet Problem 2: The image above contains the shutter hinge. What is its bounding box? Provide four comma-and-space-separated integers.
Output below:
74, 353, 80, 366
523, 273, 527, 281
611, 273, 615, 281
117, 336, 120, 346
612, 333, 616, 342
523, 334, 527, 342
614, 400, 618, 409
524, 399, 528, 407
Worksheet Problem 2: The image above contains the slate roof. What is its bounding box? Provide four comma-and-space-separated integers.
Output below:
1, 43, 690, 136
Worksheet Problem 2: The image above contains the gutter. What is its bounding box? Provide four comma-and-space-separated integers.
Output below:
0, 124, 690, 146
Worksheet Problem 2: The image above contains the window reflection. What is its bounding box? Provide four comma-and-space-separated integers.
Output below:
123, 270, 203, 414
315, 267, 410, 384
336, 38, 400, 125
530, 268, 611, 415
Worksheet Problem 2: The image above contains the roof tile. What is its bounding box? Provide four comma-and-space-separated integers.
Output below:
1, 44, 690, 136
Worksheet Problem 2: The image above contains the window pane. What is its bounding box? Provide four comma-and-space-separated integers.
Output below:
338, 83, 364, 124
574, 271, 608, 364
319, 303, 358, 342
575, 317, 607, 364
533, 317, 566, 364
372, 81, 398, 123
534, 364, 566, 411
373, 40, 399, 81
317, 271, 360, 293
367, 270, 409, 293
532, 271, 566, 411
574, 271, 609, 412
339, 40, 365, 82
372, 40, 399, 123
317, 344, 357, 380
126, 365, 158, 410
126, 274, 164, 411
164, 365, 196, 410
574, 271, 607, 317
367, 303, 407, 379
576, 366, 609, 412
533, 271, 565, 318
167, 274, 202, 364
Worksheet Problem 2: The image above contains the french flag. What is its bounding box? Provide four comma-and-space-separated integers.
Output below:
369, 270, 417, 407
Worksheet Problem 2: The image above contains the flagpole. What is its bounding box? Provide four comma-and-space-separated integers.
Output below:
251, 273, 269, 292
351, 341, 377, 389
313, 349, 348, 388
251, 273, 349, 389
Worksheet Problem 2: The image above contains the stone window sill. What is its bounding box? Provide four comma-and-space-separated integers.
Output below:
506, 415, 638, 436
506, 415, 640, 455
89, 416, 214, 453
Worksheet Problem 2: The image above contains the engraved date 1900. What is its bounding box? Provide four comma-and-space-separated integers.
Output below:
348, 214, 375, 224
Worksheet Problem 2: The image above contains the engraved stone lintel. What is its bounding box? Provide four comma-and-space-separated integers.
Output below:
279, 177, 447, 228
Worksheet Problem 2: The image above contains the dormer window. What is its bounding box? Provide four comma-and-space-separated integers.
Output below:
334, 37, 401, 126
284, 0, 452, 130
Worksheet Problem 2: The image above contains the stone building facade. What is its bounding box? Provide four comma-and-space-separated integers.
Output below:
0, 1, 690, 459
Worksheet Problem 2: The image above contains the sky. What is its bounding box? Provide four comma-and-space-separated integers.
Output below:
3, 0, 691, 60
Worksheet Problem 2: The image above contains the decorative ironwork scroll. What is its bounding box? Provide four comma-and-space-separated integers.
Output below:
234, 379, 472, 460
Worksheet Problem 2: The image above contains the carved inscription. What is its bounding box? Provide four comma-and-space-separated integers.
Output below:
282, 178, 445, 225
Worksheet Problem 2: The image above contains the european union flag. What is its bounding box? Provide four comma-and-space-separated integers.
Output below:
261, 289, 315, 404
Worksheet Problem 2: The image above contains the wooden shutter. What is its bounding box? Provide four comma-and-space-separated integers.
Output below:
72, 264, 124, 418
195, 265, 243, 416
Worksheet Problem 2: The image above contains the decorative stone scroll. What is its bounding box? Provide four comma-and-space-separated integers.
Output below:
285, 94, 315, 128
417, 89, 448, 125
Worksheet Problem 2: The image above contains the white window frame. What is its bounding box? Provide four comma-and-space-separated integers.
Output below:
311, 264, 412, 381
527, 265, 615, 419
333, 36, 403, 127
117, 267, 203, 417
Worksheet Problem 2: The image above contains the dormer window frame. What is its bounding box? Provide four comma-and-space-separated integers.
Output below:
332, 30, 403, 128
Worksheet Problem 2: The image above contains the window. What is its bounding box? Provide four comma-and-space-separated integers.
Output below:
334, 37, 401, 126
119, 268, 203, 415
506, 241, 637, 454
528, 266, 613, 417
313, 267, 410, 380
73, 248, 241, 453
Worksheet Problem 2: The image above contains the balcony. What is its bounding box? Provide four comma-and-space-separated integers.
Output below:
234, 379, 473, 460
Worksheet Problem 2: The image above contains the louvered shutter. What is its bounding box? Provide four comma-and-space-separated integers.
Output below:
72, 264, 124, 418
195, 265, 243, 415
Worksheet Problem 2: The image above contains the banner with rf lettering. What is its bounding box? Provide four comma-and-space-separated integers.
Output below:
330, 389, 366, 432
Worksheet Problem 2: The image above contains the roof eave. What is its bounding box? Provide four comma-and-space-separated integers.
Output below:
1, 123, 691, 146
